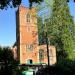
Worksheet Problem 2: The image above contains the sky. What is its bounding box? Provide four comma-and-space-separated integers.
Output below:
0, 0, 75, 47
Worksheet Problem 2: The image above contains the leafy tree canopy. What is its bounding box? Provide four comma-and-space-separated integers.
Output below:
0, 46, 14, 64
37, 0, 75, 60
48, 0, 75, 60
0, 0, 75, 9
0, 0, 43, 9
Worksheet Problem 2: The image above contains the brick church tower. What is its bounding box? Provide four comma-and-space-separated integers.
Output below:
16, 6, 39, 64
15, 6, 56, 65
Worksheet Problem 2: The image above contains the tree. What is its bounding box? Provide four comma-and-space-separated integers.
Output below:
37, 17, 46, 45
0, 46, 17, 75
37, 0, 53, 45
47, 0, 75, 60
0, 46, 14, 66
0, 0, 21, 9
0, 0, 43, 9
67, 0, 75, 2
1, 47, 14, 64
0, 0, 75, 9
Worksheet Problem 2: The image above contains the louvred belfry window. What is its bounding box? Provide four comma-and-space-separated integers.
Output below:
26, 13, 31, 22
26, 44, 33, 51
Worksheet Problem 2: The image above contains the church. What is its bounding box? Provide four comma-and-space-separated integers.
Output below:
12, 5, 56, 66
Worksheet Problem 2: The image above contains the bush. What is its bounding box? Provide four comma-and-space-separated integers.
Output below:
36, 59, 75, 75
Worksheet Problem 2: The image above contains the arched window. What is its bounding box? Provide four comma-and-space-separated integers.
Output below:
26, 13, 31, 22
39, 49, 44, 61
26, 44, 33, 51
49, 49, 53, 60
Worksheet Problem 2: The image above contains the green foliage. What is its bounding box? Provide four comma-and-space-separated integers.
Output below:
0, 0, 75, 9
36, 59, 75, 75
0, 47, 14, 63
29, 0, 43, 3
47, 0, 75, 60
0, 46, 18, 75
0, 0, 21, 9
37, 0, 75, 61
0, 0, 43, 9
37, 17, 45, 45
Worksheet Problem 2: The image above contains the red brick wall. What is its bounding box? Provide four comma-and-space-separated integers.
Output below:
16, 6, 56, 65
